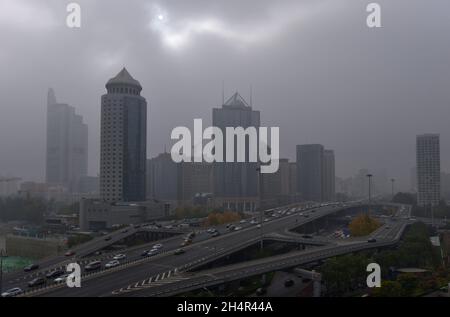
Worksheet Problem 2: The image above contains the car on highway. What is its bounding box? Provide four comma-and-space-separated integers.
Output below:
255, 287, 266, 296
234, 226, 242, 231
104, 236, 112, 241
367, 238, 377, 243
228, 225, 236, 231
212, 231, 220, 237
239, 219, 247, 224
264, 218, 270, 222
302, 235, 313, 239
28, 277, 46, 288
256, 224, 262, 229
105, 260, 120, 269
181, 240, 191, 247
84, 260, 102, 271
46, 269, 65, 279
65, 250, 76, 257
284, 279, 295, 287
207, 228, 215, 234
113, 254, 126, 260
250, 219, 258, 224
147, 249, 159, 257
54, 274, 69, 283
23, 263, 39, 272
174, 248, 185, 255
153, 243, 163, 249
1, 287, 23, 297
121, 229, 128, 233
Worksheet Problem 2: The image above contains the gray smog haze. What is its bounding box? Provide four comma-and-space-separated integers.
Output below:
1, 0, 450, 190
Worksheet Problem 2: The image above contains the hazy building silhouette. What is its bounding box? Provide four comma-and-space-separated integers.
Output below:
296, 144, 324, 202
416, 134, 440, 207
100, 68, 147, 202
296, 144, 335, 202
212, 92, 260, 212
146, 152, 178, 202
45, 88, 88, 192
323, 149, 335, 202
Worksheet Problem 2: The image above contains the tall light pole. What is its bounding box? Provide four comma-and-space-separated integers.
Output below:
391, 178, 395, 199
366, 174, 373, 215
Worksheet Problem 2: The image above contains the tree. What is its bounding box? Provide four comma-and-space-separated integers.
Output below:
349, 214, 381, 237
392, 192, 416, 205
371, 281, 404, 297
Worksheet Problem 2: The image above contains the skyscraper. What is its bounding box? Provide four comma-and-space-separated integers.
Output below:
212, 92, 260, 212
100, 68, 147, 202
46, 88, 88, 192
296, 144, 324, 202
323, 149, 335, 202
296, 144, 335, 202
416, 134, 440, 207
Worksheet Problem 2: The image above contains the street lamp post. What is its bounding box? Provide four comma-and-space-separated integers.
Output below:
366, 174, 373, 215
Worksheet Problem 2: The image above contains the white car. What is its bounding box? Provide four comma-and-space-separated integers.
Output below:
1, 287, 23, 297
256, 224, 262, 229
234, 226, 242, 231
240, 219, 247, 224
113, 254, 126, 260
105, 260, 120, 269
250, 220, 258, 225
54, 275, 69, 283
153, 244, 163, 249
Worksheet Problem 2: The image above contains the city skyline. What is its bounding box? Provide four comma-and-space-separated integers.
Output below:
2, 1, 450, 191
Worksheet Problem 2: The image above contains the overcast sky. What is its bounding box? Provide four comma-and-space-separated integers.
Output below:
0, 0, 449, 190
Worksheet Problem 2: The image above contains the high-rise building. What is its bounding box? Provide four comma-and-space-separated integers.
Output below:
296, 144, 335, 202
46, 88, 88, 192
100, 68, 147, 202
416, 134, 440, 207
212, 92, 260, 212
296, 144, 324, 202
146, 153, 178, 202
323, 150, 335, 202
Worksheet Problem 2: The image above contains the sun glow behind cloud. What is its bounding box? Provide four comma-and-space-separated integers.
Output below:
148, 2, 327, 51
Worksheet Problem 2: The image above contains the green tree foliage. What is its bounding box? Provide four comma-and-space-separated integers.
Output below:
0, 197, 47, 224
321, 254, 370, 296
371, 281, 404, 297
392, 192, 417, 205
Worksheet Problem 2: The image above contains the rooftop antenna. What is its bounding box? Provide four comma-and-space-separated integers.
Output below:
250, 85, 253, 107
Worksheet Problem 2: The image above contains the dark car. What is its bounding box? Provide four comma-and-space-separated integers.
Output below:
255, 288, 267, 296
141, 250, 150, 257
367, 238, 377, 243
284, 279, 295, 287
174, 248, 185, 255
46, 269, 65, 279
104, 236, 112, 241
65, 250, 75, 257
212, 231, 220, 237
24, 264, 39, 272
28, 277, 46, 288
302, 235, 313, 239
84, 261, 102, 271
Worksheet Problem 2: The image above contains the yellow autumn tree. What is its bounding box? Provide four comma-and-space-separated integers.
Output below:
349, 214, 381, 237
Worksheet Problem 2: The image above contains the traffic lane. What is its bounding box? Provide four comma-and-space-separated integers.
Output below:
39, 244, 216, 297
34, 204, 353, 296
